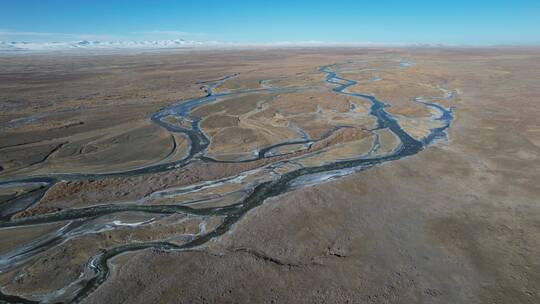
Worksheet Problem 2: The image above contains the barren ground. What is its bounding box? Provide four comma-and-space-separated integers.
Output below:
0, 48, 539, 304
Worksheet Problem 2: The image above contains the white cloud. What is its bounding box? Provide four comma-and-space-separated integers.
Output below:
136, 30, 207, 38
0, 30, 60, 37
0, 29, 208, 43
0, 29, 122, 42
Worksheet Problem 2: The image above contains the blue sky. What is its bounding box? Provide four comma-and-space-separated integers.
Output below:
1, 0, 539, 45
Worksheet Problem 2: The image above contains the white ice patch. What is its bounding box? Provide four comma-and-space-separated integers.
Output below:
108, 218, 155, 228
145, 174, 247, 200
289, 167, 364, 189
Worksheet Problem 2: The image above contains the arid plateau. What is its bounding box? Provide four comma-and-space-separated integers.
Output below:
0, 47, 539, 303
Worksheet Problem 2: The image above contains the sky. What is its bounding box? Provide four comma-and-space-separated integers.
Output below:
1, 0, 539, 45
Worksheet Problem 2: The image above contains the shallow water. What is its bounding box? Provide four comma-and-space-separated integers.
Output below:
0, 60, 453, 303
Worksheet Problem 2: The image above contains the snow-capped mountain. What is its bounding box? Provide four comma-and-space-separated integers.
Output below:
0, 39, 213, 52
0, 39, 409, 52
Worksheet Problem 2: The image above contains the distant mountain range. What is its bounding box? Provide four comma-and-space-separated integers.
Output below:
0, 40, 459, 52
0, 39, 215, 51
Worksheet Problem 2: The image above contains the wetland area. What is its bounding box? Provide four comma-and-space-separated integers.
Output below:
0, 48, 539, 303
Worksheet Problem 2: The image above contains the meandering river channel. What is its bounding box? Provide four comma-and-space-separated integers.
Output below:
0, 60, 453, 303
